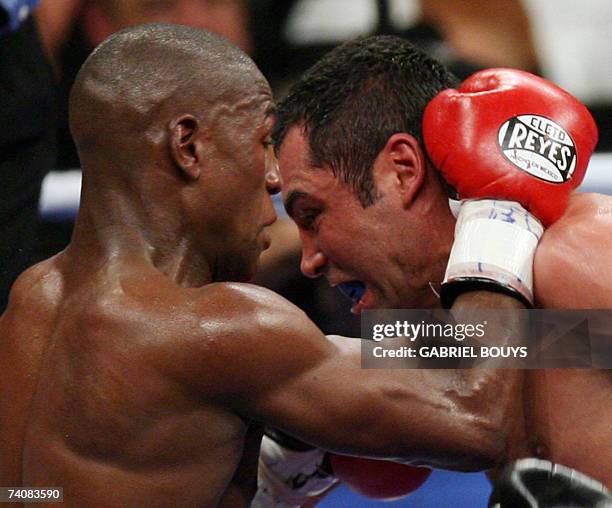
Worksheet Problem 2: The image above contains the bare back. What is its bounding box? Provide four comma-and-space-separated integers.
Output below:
0, 255, 259, 507
512, 193, 612, 485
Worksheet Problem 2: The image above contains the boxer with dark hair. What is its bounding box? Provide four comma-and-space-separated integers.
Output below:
273, 35, 611, 504
0, 24, 533, 507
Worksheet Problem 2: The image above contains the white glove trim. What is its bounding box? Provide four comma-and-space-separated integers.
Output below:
251, 435, 337, 508
444, 199, 544, 305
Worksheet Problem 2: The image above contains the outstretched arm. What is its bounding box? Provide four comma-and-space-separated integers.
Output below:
190, 283, 524, 472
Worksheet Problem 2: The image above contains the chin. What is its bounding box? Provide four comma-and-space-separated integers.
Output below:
363, 290, 393, 311
378, 290, 414, 310
221, 250, 261, 283
241, 258, 261, 282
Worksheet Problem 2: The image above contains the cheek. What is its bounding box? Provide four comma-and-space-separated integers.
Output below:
318, 225, 361, 264
334, 219, 387, 265
238, 192, 267, 233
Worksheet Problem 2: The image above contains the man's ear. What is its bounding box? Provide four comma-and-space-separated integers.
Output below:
380, 133, 427, 208
169, 115, 205, 180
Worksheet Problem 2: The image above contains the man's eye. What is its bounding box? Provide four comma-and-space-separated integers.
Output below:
262, 137, 273, 148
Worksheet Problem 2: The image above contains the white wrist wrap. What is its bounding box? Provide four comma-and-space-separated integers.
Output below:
444, 199, 544, 306
251, 435, 337, 508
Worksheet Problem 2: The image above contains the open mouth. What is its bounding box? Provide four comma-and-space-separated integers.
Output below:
337, 281, 368, 314
337, 281, 365, 303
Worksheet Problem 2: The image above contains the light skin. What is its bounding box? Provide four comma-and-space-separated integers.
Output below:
277, 124, 612, 487
280, 125, 455, 313
0, 32, 526, 507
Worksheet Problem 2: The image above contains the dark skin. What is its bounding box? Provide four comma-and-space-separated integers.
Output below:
0, 29, 525, 507
277, 126, 612, 489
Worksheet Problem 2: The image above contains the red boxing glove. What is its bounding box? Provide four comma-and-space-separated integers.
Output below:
423, 68, 598, 227
329, 454, 432, 500
423, 69, 598, 307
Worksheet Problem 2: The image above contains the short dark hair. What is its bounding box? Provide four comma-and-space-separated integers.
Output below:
273, 35, 457, 206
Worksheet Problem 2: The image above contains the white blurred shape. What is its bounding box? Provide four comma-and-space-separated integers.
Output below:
39, 170, 82, 218
388, 0, 421, 31
522, 0, 612, 103
285, 0, 377, 45
578, 153, 612, 193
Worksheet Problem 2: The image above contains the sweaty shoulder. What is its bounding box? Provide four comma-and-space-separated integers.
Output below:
167, 282, 332, 404
534, 193, 612, 308
192, 282, 318, 339
0, 256, 64, 343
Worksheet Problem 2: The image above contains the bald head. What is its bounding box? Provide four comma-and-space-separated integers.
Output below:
69, 23, 261, 163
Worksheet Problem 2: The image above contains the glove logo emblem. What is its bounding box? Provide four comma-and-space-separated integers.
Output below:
498, 115, 576, 183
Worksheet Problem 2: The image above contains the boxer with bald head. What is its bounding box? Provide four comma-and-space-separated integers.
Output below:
0, 24, 529, 507
274, 35, 612, 495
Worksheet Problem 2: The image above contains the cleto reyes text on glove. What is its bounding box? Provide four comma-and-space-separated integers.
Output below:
423, 69, 598, 307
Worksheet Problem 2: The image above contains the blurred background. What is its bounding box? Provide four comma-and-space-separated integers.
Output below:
2, 1, 611, 506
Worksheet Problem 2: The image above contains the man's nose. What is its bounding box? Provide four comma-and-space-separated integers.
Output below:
265, 152, 281, 195
299, 231, 327, 279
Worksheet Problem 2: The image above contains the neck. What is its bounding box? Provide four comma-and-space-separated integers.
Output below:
405, 177, 456, 308
68, 174, 212, 288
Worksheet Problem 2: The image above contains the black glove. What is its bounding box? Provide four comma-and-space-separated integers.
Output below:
489, 458, 611, 508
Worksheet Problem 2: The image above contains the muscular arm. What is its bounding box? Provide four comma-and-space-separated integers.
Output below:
189, 284, 525, 471
450, 290, 527, 457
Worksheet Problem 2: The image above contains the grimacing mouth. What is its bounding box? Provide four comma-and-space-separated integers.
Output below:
336, 281, 366, 304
